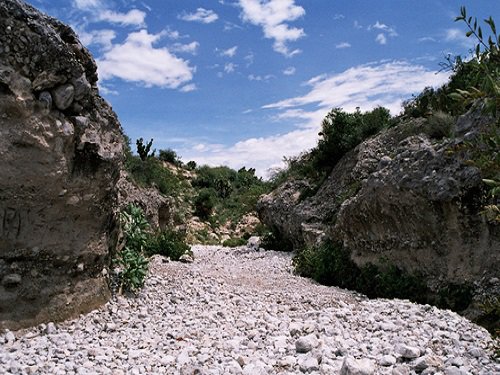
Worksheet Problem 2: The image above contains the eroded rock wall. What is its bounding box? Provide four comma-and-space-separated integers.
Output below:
258, 113, 499, 293
0, 0, 124, 330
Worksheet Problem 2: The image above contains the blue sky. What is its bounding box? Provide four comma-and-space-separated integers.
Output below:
30, 0, 499, 177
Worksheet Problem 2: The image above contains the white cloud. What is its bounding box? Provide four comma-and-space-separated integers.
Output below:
183, 128, 318, 178
77, 29, 116, 50
183, 62, 451, 178
336, 42, 351, 49
96, 30, 194, 89
238, 0, 305, 57
265, 61, 450, 117
418, 36, 437, 43
333, 14, 345, 20
444, 28, 474, 49
248, 74, 275, 81
283, 66, 296, 75
179, 8, 219, 24
180, 83, 197, 93
224, 62, 237, 73
370, 21, 398, 37
368, 21, 397, 45
244, 52, 255, 66
353, 20, 363, 29
99, 9, 146, 26
73, 0, 101, 10
375, 33, 387, 45
219, 46, 238, 57
171, 41, 200, 55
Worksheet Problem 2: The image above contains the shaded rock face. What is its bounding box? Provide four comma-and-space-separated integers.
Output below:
258, 114, 499, 292
116, 171, 174, 230
0, 0, 124, 330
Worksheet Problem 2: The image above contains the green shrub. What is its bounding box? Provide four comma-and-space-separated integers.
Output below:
293, 240, 435, 306
186, 160, 197, 170
146, 229, 191, 261
158, 148, 181, 165
424, 111, 454, 139
116, 248, 148, 293
125, 155, 187, 197
312, 107, 391, 173
117, 204, 150, 293
222, 237, 247, 247
194, 188, 216, 220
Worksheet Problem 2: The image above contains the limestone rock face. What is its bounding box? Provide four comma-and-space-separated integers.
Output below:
258, 113, 499, 293
0, 0, 124, 329
117, 171, 174, 230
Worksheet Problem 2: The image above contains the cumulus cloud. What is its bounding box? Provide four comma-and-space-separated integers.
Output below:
180, 83, 197, 93
336, 42, 351, 49
73, 0, 101, 10
170, 41, 200, 55
179, 8, 219, 24
219, 46, 238, 57
97, 30, 194, 89
248, 74, 275, 81
78, 29, 116, 49
444, 28, 475, 48
370, 21, 398, 36
283, 66, 296, 75
238, 0, 305, 57
369, 21, 397, 45
224, 62, 237, 73
375, 33, 387, 45
186, 61, 450, 177
99, 9, 146, 26
182, 128, 318, 179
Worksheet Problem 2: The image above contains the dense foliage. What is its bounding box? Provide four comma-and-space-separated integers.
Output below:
293, 240, 472, 311
116, 204, 191, 293
192, 166, 271, 225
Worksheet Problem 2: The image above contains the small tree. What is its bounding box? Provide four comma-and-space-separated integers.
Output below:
158, 148, 179, 164
186, 160, 197, 170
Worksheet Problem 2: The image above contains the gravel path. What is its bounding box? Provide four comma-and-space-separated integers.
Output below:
1, 245, 498, 374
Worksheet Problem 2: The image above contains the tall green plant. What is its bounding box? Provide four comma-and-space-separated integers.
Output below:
117, 204, 150, 293
450, 7, 500, 116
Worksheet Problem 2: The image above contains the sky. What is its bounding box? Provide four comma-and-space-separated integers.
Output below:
29, 0, 499, 177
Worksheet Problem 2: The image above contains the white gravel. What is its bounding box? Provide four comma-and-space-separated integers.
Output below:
1, 245, 498, 374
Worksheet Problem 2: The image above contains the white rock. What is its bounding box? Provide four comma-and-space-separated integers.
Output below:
379, 355, 396, 366
396, 344, 421, 359
299, 356, 319, 373
295, 335, 318, 353
340, 357, 375, 375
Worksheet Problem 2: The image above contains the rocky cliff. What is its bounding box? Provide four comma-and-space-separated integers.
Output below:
258, 111, 499, 316
0, 0, 124, 329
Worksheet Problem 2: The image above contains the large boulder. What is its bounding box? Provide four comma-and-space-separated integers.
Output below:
0, 0, 124, 330
258, 113, 499, 297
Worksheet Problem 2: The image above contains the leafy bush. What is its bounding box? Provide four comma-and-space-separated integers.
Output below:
146, 229, 191, 261
117, 204, 150, 293
194, 188, 216, 220
293, 240, 433, 305
311, 107, 391, 173
186, 160, 197, 170
159, 148, 181, 166
424, 111, 454, 139
125, 155, 187, 197
451, 7, 499, 117
222, 237, 247, 247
